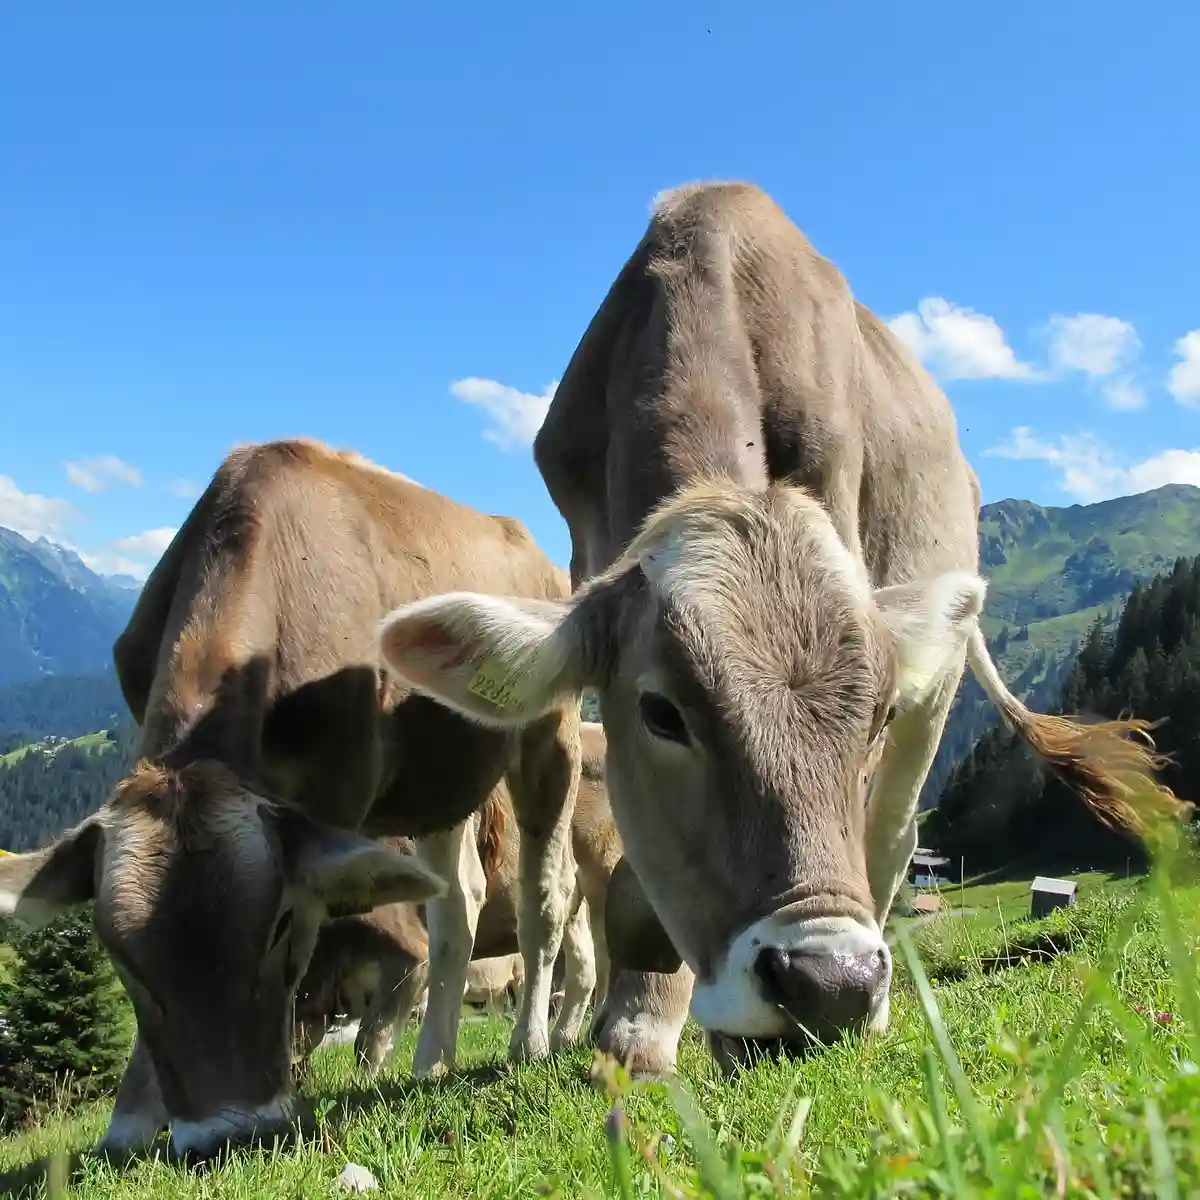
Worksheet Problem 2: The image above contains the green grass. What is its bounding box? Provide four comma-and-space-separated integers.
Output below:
913, 869, 1120, 928
2, 870, 1198, 1198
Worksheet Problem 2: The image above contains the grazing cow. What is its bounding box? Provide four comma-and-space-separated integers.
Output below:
0, 439, 582, 1159
292, 869, 432, 1070
295, 721, 618, 1071
374, 181, 1188, 1078
462, 954, 525, 1011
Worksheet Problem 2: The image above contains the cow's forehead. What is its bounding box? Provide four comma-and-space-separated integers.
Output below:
99, 798, 276, 939
633, 514, 878, 689
628, 482, 872, 613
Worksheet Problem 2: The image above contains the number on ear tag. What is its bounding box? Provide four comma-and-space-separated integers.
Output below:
467, 659, 529, 711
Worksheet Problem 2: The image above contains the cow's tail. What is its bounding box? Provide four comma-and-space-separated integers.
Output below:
964, 625, 1193, 839
475, 790, 509, 885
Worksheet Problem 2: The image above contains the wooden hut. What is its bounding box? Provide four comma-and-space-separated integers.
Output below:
1030, 876, 1078, 918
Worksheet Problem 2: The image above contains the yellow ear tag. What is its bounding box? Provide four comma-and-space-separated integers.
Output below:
467, 658, 530, 712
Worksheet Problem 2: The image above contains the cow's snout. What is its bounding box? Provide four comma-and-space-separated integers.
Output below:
167, 1095, 310, 1162
754, 945, 887, 1037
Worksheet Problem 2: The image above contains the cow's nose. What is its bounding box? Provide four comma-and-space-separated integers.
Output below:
753, 946, 887, 1037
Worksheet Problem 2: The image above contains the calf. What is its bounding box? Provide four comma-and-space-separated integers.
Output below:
0, 438, 582, 1159
295, 722, 618, 1071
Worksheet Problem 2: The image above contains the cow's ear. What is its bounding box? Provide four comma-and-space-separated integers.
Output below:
873, 572, 985, 711
273, 809, 445, 917
0, 816, 104, 928
377, 592, 586, 727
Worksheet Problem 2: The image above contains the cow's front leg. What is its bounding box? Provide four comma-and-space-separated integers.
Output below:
96, 1033, 168, 1161
551, 890, 597, 1050
411, 820, 486, 1079
506, 709, 581, 1062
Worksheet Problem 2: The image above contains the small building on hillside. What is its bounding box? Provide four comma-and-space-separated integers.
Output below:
1030, 876, 1078, 918
908, 850, 951, 886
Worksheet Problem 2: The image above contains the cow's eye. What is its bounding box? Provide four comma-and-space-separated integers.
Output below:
870, 700, 897, 744
638, 692, 690, 746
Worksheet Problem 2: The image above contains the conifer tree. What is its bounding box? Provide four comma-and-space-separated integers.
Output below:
0, 908, 130, 1129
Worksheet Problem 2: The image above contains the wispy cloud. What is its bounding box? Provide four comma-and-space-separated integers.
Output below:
1045, 313, 1141, 376
1167, 330, 1200, 407
986, 426, 1200, 503
168, 478, 202, 499
1096, 376, 1146, 412
1042, 312, 1146, 411
63, 455, 143, 493
450, 377, 558, 449
887, 297, 1037, 382
0, 475, 80, 541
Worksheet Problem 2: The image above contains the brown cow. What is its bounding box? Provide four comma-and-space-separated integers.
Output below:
0, 438, 582, 1159
374, 181, 1188, 1079
294, 721, 619, 1072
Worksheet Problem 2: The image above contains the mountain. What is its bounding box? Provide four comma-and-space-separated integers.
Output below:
923, 483, 1200, 807
0, 527, 140, 687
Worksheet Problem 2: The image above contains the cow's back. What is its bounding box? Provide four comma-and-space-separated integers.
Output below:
113, 437, 571, 833
533, 181, 980, 589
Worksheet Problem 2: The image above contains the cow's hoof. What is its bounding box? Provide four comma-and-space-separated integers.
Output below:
411, 1058, 450, 1081
508, 1029, 551, 1064
549, 1024, 584, 1053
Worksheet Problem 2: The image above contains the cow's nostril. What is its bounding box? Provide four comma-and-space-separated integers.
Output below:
866, 948, 888, 987
753, 947, 794, 1000
753, 944, 885, 1037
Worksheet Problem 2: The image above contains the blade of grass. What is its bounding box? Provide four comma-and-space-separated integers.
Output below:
923, 1045, 968, 1197
604, 1104, 635, 1200
1003, 886, 1151, 1193
665, 1078, 743, 1200
1144, 1096, 1179, 1200
895, 927, 1001, 1181
1147, 857, 1200, 1065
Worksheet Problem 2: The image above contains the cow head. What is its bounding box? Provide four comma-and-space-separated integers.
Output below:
375, 480, 983, 1062
0, 759, 443, 1158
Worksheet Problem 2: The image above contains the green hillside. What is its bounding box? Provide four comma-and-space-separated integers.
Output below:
0, 730, 115, 768
924, 483, 1200, 805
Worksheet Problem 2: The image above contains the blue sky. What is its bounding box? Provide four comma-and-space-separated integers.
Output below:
1, 1, 1198, 579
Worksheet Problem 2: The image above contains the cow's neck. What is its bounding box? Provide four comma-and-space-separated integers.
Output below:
135, 663, 268, 785
612, 382, 768, 554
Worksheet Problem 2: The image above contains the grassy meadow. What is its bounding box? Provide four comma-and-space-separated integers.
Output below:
1, 866, 1198, 1199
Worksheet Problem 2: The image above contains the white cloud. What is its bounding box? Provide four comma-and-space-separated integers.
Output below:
986, 426, 1200, 503
0, 475, 80, 541
1099, 375, 1147, 412
64, 455, 143, 493
1045, 313, 1141, 376
80, 528, 177, 580
77, 551, 152, 579
1167, 330, 1200, 407
109, 527, 178, 558
168, 478, 201, 499
450, 377, 558, 450
887, 297, 1036, 382
0, 470, 174, 581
